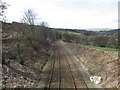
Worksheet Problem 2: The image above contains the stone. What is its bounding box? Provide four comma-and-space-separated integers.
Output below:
90, 75, 102, 84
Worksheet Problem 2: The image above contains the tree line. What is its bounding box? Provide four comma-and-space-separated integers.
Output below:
60, 31, 118, 49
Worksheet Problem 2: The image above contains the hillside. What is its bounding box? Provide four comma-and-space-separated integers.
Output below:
2, 21, 57, 88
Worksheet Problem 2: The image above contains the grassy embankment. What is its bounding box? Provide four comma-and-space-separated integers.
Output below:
65, 42, 118, 88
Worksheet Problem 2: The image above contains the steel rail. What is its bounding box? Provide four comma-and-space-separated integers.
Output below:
60, 45, 77, 90
57, 48, 61, 90
47, 45, 61, 90
47, 47, 56, 89
60, 44, 89, 89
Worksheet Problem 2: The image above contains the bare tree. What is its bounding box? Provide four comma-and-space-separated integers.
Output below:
21, 9, 37, 25
0, 0, 9, 21
40, 21, 49, 27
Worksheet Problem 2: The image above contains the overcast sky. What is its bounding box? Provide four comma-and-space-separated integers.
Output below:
4, 0, 118, 29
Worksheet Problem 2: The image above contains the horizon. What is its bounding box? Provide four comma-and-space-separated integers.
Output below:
4, 0, 118, 29
3, 21, 117, 31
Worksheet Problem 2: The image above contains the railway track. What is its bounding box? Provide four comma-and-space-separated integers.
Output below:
46, 43, 89, 89
60, 45, 89, 89
47, 46, 61, 89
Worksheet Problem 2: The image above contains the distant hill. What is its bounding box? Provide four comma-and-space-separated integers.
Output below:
9, 21, 119, 35
98, 29, 119, 34
54, 28, 119, 35
85, 28, 114, 31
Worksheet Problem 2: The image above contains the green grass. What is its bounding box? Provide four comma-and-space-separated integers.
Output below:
80, 44, 118, 52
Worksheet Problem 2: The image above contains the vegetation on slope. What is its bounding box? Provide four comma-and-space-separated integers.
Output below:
65, 42, 118, 88
60, 29, 119, 49
2, 21, 59, 88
